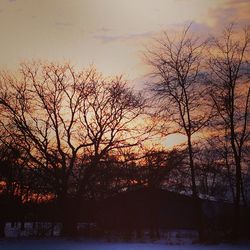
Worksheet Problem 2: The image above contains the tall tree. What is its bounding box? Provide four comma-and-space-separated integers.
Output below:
145, 26, 210, 197
208, 25, 250, 239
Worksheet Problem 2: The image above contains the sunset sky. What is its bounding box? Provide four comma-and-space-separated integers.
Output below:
0, 0, 249, 148
1, 0, 249, 78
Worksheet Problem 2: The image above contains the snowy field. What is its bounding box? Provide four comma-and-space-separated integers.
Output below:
0, 239, 250, 250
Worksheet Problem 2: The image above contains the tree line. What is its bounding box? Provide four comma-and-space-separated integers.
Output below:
0, 24, 249, 239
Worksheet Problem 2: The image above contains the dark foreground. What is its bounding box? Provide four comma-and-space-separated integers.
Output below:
0, 239, 250, 250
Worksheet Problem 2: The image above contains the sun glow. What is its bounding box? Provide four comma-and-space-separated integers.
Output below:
164, 134, 187, 149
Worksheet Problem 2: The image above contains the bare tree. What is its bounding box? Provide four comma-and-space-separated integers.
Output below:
145, 25, 210, 197
0, 62, 95, 234
208, 24, 250, 239
76, 73, 147, 198
0, 62, 148, 235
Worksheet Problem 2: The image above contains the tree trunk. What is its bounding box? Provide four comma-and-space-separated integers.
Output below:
240, 175, 247, 207
60, 201, 78, 237
187, 135, 197, 198
232, 159, 241, 241
58, 189, 78, 237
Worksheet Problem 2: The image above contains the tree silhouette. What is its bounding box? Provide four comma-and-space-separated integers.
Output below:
145, 25, 211, 197
0, 62, 148, 235
207, 24, 250, 239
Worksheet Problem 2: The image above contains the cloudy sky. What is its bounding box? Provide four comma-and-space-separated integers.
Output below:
0, 0, 249, 81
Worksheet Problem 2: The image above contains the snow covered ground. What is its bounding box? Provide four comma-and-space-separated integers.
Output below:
0, 239, 250, 250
